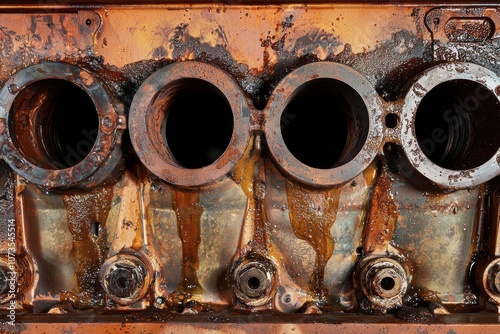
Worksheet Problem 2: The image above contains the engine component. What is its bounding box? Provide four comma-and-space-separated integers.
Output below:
231, 254, 277, 307
0, 2, 499, 333
358, 257, 411, 311
99, 252, 153, 306
0, 62, 126, 189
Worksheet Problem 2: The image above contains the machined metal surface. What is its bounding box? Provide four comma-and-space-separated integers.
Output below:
0, 2, 499, 333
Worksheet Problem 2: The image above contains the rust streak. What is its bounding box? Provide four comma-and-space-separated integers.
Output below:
363, 165, 398, 255
231, 133, 267, 252
171, 188, 203, 296
62, 186, 113, 307
285, 180, 341, 299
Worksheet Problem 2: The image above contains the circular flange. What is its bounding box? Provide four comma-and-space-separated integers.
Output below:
265, 62, 383, 187
129, 61, 251, 187
99, 253, 152, 306
232, 256, 277, 307
481, 258, 500, 305
359, 257, 408, 309
0, 62, 124, 189
401, 62, 500, 188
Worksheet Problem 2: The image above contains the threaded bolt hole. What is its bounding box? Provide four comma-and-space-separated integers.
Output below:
117, 276, 129, 289
247, 276, 261, 290
381, 277, 395, 291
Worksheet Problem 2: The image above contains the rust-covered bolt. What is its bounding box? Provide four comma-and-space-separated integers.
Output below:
107, 264, 141, 299
232, 256, 276, 307
237, 265, 271, 299
99, 253, 152, 306
494, 270, 500, 294
487, 263, 500, 296
371, 267, 404, 299
359, 257, 408, 310
479, 259, 500, 306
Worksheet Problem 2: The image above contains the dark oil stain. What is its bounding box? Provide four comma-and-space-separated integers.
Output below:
395, 305, 435, 323
285, 180, 341, 301
363, 165, 398, 255
62, 185, 113, 307
169, 187, 203, 305
329, 30, 433, 101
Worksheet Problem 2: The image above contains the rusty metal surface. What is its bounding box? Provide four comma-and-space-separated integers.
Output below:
0, 2, 499, 333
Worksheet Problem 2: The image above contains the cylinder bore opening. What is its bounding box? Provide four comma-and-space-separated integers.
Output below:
280, 78, 369, 169
154, 78, 234, 169
415, 80, 500, 170
9, 79, 99, 169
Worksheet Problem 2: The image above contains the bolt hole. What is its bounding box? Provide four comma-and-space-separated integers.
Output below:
247, 276, 261, 290
381, 277, 396, 291
284, 294, 292, 303
85, 19, 92, 26
433, 17, 440, 25
385, 113, 399, 128
91, 222, 99, 237
117, 276, 129, 289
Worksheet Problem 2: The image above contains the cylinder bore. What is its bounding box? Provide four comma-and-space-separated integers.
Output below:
0, 62, 125, 189
265, 62, 383, 186
129, 61, 250, 187
10, 79, 99, 169
401, 62, 500, 188
280, 78, 368, 170
415, 80, 500, 170
160, 79, 234, 169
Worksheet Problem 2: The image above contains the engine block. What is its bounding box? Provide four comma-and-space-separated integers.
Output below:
0, 1, 500, 333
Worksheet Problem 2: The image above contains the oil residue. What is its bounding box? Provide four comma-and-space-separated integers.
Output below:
363, 165, 398, 255
170, 187, 203, 302
285, 180, 341, 300
62, 185, 113, 307
230, 134, 267, 252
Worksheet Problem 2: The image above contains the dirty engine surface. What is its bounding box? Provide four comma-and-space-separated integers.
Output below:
0, 1, 500, 333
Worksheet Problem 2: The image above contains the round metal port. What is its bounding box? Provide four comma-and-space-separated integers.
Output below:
129, 61, 250, 187
401, 62, 500, 188
232, 257, 277, 307
359, 257, 408, 310
9, 79, 99, 169
265, 62, 383, 186
0, 62, 125, 189
99, 253, 152, 306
